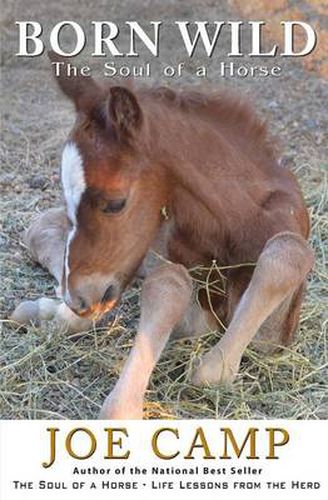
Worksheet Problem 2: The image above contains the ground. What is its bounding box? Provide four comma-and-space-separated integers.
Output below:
0, 0, 327, 419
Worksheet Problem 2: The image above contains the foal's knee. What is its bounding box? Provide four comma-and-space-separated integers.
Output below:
254, 232, 314, 294
140, 263, 192, 331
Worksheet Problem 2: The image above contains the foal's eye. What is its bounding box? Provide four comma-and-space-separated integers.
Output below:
102, 198, 127, 214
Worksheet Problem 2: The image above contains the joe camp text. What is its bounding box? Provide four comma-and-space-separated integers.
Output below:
43, 426, 290, 468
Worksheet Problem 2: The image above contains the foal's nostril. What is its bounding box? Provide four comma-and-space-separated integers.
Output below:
77, 296, 88, 311
101, 285, 115, 304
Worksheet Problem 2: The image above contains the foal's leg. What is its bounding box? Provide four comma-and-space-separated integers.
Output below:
12, 208, 93, 332
191, 232, 314, 386
99, 263, 192, 419
24, 207, 68, 286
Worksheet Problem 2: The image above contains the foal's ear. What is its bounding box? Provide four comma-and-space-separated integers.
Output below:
48, 50, 100, 113
108, 86, 143, 141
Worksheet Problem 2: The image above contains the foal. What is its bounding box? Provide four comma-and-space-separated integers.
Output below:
13, 52, 314, 418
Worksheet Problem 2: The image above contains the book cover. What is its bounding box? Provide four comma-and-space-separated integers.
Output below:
1, 0, 327, 498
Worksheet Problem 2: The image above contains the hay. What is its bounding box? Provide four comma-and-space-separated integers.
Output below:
0, 0, 327, 420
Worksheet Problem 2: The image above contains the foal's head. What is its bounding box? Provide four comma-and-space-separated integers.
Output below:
50, 54, 167, 317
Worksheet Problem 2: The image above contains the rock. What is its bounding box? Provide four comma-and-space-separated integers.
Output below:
47, 365, 57, 374
268, 100, 279, 109
1, 173, 15, 186
0, 235, 8, 249
28, 175, 48, 189
303, 119, 318, 130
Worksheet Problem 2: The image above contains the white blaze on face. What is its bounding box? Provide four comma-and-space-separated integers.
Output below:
61, 142, 86, 295
61, 142, 86, 224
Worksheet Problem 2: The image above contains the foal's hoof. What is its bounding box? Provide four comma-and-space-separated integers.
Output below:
190, 351, 240, 387
10, 298, 58, 325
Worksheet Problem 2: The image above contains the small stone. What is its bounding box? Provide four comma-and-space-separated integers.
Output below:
268, 100, 278, 109
1, 173, 15, 186
303, 119, 318, 130
28, 175, 48, 189
0, 235, 7, 249
280, 155, 294, 167
50, 174, 60, 183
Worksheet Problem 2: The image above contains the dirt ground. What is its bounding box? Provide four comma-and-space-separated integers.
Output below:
0, 0, 327, 419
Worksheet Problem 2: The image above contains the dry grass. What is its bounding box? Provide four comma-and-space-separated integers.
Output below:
0, 0, 327, 420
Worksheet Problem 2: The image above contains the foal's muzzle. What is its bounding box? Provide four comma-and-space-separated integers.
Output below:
64, 283, 119, 319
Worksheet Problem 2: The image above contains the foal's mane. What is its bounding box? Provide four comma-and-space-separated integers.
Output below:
141, 85, 279, 161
